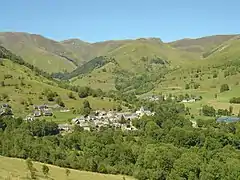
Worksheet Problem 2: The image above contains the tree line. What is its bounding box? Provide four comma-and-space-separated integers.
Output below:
1, 100, 240, 179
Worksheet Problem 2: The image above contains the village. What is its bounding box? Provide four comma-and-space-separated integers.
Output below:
0, 93, 203, 133
59, 106, 155, 132
20, 103, 155, 132
143, 94, 202, 103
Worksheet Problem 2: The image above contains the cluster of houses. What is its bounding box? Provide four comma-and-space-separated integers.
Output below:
0, 104, 13, 116
181, 97, 201, 103
59, 106, 155, 132
143, 94, 202, 103
143, 95, 180, 102
143, 95, 160, 102
25, 104, 59, 121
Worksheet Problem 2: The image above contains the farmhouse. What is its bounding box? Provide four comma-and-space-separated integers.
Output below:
58, 123, 73, 131
136, 106, 155, 117
43, 109, 53, 116
0, 103, 13, 116
33, 110, 41, 117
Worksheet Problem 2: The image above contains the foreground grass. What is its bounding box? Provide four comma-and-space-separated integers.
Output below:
0, 156, 134, 180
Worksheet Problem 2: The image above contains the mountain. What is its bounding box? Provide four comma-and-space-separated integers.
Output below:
2, 31, 240, 95
61, 38, 135, 65
0, 32, 78, 73
169, 34, 238, 55
61, 38, 199, 93
0, 32, 198, 72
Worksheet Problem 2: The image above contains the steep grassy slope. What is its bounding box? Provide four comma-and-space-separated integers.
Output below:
0, 59, 117, 117
67, 38, 199, 92
2, 32, 240, 97
0, 156, 134, 180
61, 39, 133, 64
203, 36, 240, 62
0, 46, 117, 119
71, 61, 117, 91
62, 37, 198, 69
0, 32, 77, 73
152, 40, 240, 116
169, 34, 238, 55
107, 38, 198, 70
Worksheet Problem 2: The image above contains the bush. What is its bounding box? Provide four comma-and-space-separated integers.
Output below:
193, 83, 200, 89
78, 87, 90, 98
185, 84, 190, 90
202, 105, 216, 117
220, 84, 230, 93
4, 74, 13, 79
229, 97, 240, 104
67, 92, 76, 100
1, 93, 8, 100
43, 89, 58, 101
224, 71, 230, 78
213, 73, 218, 78
0, 81, 5, 87
217, 109, 229, 116
56, 97, 65, 107
102, 68, 107, 72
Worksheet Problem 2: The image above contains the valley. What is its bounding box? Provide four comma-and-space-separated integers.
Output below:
1, 32, 240, 180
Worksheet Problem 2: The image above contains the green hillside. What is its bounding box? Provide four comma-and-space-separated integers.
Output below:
0, 32, 77, 73
153, 38, 240, 115
0, 46, 117, 120
65, 38, 199, 93
169, 34, 238, 55
61, 38, 133, 65
2, 32, 240, 100
0, 156, 133, 180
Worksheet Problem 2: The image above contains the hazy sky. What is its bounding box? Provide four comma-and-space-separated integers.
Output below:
1, 0, 239, 42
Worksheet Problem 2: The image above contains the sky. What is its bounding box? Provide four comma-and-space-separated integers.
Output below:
1, 0, 240, 42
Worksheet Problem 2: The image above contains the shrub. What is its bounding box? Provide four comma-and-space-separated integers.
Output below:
67, 92, 76, 100
220, 84, 230, 93
56, 97, 65, 107
102, 68, 107, 72
78, 87, 90, 98
185, 84, 190, 90
230, 97, 240, 104
224, 71, 230, 77
213, 73, 218, 78
42, 164, 49, 177
43, 89, 58, 101
202, 105, 216, 117
4, 74, 13, 79
1, 81, 5, 87
1, 93, 8, 100
193, 83, 200, 89
217, 109, 229, 116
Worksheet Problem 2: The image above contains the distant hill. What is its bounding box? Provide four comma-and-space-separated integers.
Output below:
203, 36, 240, 62
61, 38, 135, 65
2, 31, 240, 95
2, 32, 237, 74
169, 35, 238, 55
0, 32, 77, 73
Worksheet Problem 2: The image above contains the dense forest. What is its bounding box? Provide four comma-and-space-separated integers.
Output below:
1, 100, 240, 180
